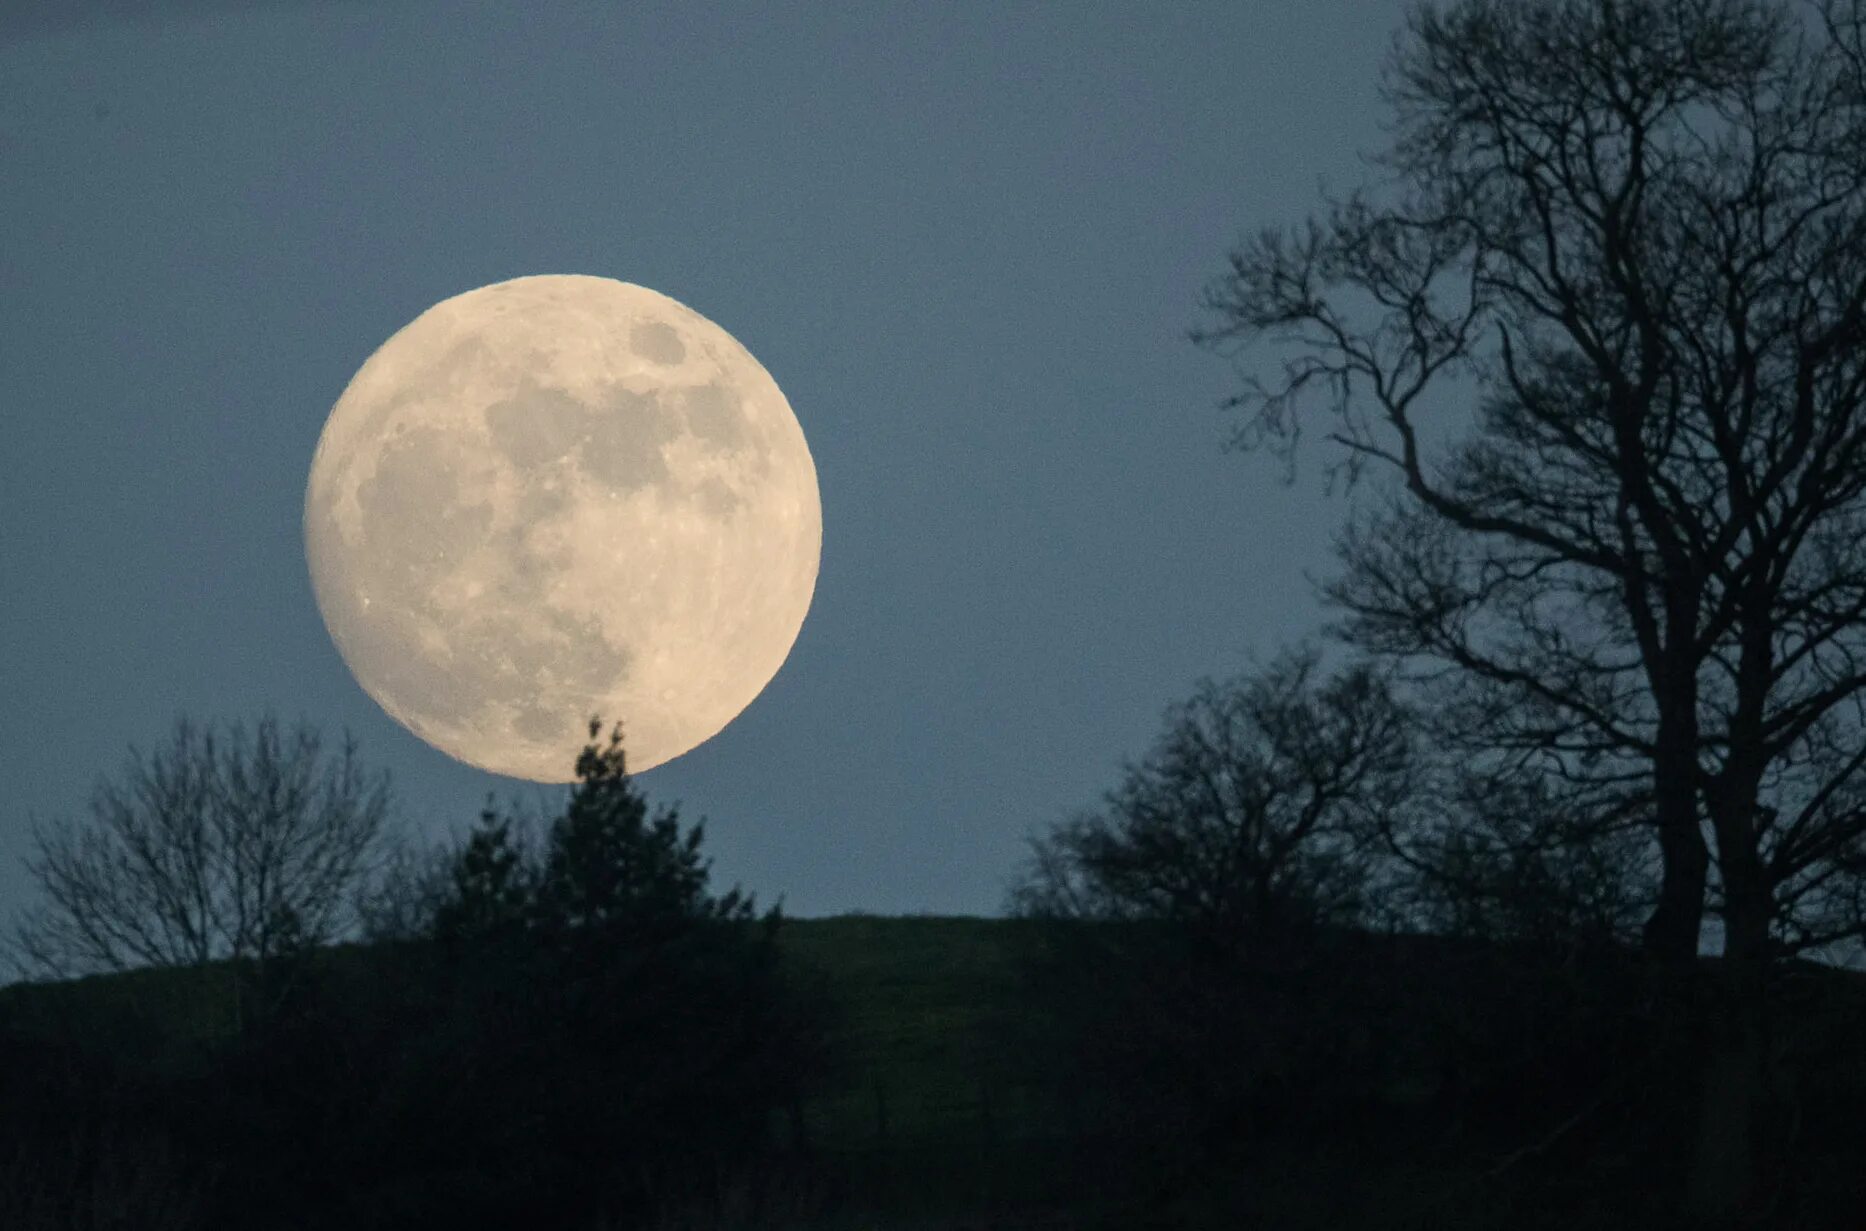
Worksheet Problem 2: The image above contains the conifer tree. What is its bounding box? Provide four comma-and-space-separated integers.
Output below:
532, 719, 758, 950
432, 805, 533, 945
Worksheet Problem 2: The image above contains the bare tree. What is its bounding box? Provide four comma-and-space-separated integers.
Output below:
1006, 652, 1416, 1174
1011, 649, 1411, 949
1194, 0, 1866, 1215
10, 715, 392, 987
351, 829, 458, 946
1397, 741, 1658, 947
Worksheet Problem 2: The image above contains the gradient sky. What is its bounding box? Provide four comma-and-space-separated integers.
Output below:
1, 0, 1411, 920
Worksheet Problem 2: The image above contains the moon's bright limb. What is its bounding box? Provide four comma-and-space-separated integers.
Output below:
304, 275, 821, 781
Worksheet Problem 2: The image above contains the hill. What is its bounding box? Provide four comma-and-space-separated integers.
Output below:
3, 915, 1865, 1229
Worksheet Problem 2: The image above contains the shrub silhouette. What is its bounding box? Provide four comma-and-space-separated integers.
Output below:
52, 718, 842, 1231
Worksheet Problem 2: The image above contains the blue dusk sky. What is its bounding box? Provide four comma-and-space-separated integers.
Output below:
1, 1, 1409, 920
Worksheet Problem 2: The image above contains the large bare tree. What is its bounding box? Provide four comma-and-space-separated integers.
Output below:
10, 715, 392, 993
1195, 0, 1866, 1217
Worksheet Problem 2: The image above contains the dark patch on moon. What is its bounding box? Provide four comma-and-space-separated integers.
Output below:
504, 533, 570, 594
631, 321, 686, 365
482, 377, 682, 495
486, 380, 592, 468
694, 475, 742, 518
579, 386, 678, 490
514, 705, 569, 743
330, 580, 630, 749
683, 383, 746, 452
436, 335, 499, 393
456, 607, 630, 749
328, 414, 637, 750
355, 427, 494, 586
515, 473, 571, 524
465, 608, 608, 685
349, 335, 499, 471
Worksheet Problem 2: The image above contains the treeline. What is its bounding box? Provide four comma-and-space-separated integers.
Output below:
994, 650, 1866, 1227
0, 718, 835, 1231
3, 692, 1864, 1229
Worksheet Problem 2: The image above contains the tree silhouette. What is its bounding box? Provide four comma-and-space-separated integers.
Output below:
1007, 653, 1417, 1189
106, 716, 834, 1230
10, 715, 391, 1028
1012, 649, 1409, 948
431, 805, 532, 946
532, 719, 755, 947
1400, 757, 1654, 948
366, 717, 803, 1226
1197, 0, 1866, 1216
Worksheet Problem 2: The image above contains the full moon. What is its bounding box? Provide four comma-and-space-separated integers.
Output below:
304, 275, 821, 781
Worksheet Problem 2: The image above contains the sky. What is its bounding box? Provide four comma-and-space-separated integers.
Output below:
0, 0, 1412, 921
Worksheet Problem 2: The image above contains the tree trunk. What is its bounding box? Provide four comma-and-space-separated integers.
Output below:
1644, 701, 1709, 967
1644, 808, 1709, 964
1687, 823, 1772, 1226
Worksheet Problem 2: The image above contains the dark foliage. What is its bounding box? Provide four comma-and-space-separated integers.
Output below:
9, 714, 391, 1001
1006, 656, 1413, 1205
1193, 0, 1866, 1218
0, 719, 837, 1231
1004, 655, 1866, 1228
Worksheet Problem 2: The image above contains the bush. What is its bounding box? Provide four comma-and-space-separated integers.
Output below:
194, 719, 837, 1230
